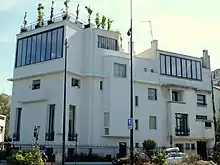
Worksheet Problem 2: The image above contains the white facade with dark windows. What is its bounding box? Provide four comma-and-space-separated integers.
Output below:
9, 14, 214, 158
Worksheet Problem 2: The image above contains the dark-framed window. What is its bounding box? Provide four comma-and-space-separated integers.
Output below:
46, 104, 55, 141
135, 96, 139, 106
97, 35, 118, 51
205, 121, 212, 128
197, 94, 206, 106
175, 113, 190, 136
15, 26, 64, 68
160, 54, 202, 81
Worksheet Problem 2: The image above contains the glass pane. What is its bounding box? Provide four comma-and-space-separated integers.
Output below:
51, 29, 58, 59
171, 57, 176, 76
46, 31, 52, 60
192, 61, 196, 79
160, 55, 165, 74
31, 36, 37, 64
57, 28, 63, 58
186, 60, 191, 78
21, 38, 27, 66
26, 37, 32, 65
196, 62, 201, 80
182, 59, 187, 77
41, 33, 47, 61
176, 58, 181, 77
165, 56, 171, 75
16, 40, 23, 67
35, 34, 42, 63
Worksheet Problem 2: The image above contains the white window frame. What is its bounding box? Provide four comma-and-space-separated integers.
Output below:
104, 112, 110, 135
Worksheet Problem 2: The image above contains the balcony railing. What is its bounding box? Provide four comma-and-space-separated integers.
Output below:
175, 128, 190, 136
68, 133, 78, 141
20, 12, 93, 33
13, 132, 20, 141
45, 132, 55, 141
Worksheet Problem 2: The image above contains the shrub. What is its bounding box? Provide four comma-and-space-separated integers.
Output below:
7, 146, 44, 165
142, 139, 157, 157
152, 152, 167, 165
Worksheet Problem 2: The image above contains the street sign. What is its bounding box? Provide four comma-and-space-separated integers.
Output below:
128, 118, 133, 129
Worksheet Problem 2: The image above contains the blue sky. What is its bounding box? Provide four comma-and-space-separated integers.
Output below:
1, 0, 220, 94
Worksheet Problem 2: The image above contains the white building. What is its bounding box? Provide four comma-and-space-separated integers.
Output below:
0, 115, 6, 143
9, 14, 214, 157
212, 69, 220, 118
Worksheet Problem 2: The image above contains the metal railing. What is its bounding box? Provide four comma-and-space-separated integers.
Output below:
20, 12, 94, 33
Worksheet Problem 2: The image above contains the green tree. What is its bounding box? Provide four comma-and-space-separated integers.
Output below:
0, 93, 10, 141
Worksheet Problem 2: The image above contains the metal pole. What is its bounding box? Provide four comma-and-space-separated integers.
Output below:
62, 38, 68, 165
129, 0, 134, 164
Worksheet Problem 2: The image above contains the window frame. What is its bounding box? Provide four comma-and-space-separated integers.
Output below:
160, 53, 202, 81
197, 94, 206, 106
148, 88, 157, 100
114, 63, 127, 78
149, 116, 157, 130
15, 26, 64, 68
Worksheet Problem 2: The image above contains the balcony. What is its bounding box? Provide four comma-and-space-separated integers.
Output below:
13, 133, 20, 141
175, 128, 190, 136
68, 133, 78, 141
45, 132, 55, 141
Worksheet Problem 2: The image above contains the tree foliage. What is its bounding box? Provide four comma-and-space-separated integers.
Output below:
0, 93, 10, 141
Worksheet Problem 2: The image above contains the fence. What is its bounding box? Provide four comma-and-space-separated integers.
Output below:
0, 143, 215, 162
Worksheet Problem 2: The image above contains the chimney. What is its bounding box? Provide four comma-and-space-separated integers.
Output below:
202, 50, 210, 69
151, 40, 158, 50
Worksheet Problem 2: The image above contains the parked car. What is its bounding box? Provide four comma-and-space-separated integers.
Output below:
164, 147, 188, 163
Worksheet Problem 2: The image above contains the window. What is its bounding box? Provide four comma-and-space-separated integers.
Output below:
175, 113, 189, 136
160, 54, 202, 80
100, 81, 103, 90
114, 63, 126, 77
165, 56, 171, 75
68, 105, 76, 141
104, 112, 109, 135
14, 108, 22, 141
171, 57, 176, 76
196, 115, 207, 120
32, 80, 41, 90
205, 121, 212, 128
185, 143, 190, 150
149, 116, 157, 129
135, 119, 139, 130
197, 94, 206, 106
135, 96, 139, 106
98, 35, 118, 51
172, 90, 183, 102
15, 26, 64, 67
72, 78, 80, 88
46, 104, 55, 141
148, 88, 157, 100
160, 55, 165, 74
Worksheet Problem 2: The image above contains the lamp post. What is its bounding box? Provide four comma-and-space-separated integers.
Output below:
127, 0, 134, 164
62, 38, 68, 165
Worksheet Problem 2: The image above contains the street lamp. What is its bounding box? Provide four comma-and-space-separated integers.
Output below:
127, 0, 134, 164
62, 38, 69, 165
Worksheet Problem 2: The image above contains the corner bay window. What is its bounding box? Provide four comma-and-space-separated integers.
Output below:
15, 26, 64, 67
160, 54, 202, 80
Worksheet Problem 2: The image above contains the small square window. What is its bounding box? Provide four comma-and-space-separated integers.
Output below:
104, 128, 109, 135
72, 78, 80, 88
197, 94, 206, 106
32, 80, 41, 90
114, 63, 126, 77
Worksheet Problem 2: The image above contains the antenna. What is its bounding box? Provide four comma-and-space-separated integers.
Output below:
140, 20, 154, 42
